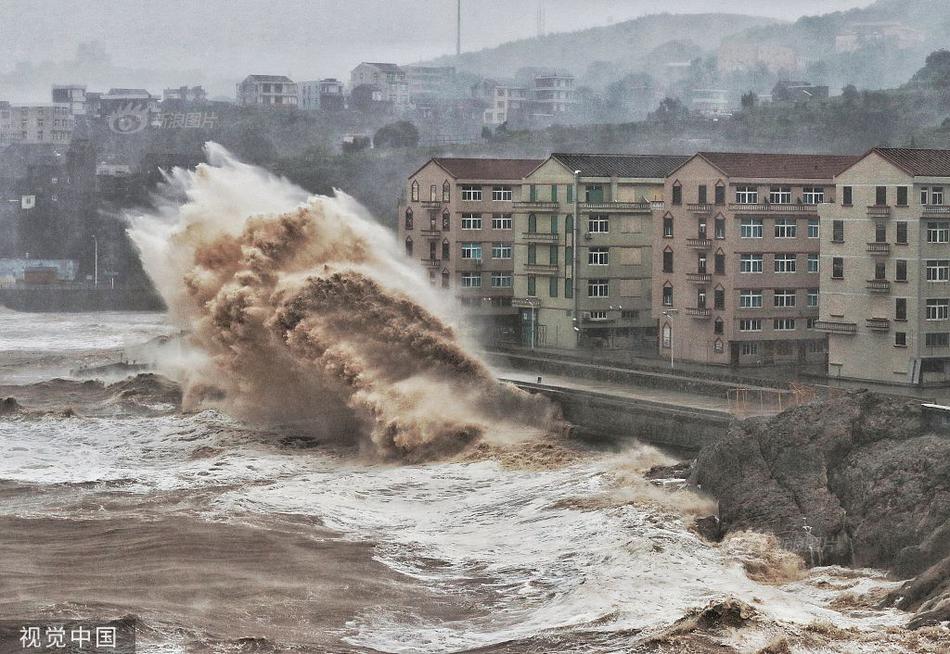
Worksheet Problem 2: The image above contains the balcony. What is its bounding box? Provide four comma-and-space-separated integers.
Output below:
867, 205, 892, 218
685, 307, 711, 319
686, 238, 712, 249
866, 317, 891, 331
579, 201, 652, 213
923, 205, 950, 215
511, 297, 541, 309
420, 258, 441, 268
866, 279, 891, 292
729, 203, 819, 214
686, 272, 712, 284
420, 200, 443, 209
687, 203, 716, 213
521, 232, 559, 243
420, 228, 443, 237
815, 320, 857, 334
866, 242, 891, 255
513, 200, 560, 211
524, 263, 559, 275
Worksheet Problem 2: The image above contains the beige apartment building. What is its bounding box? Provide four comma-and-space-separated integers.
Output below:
236, 75, 298, 107
818, 148, 950, 385
653, 152, 858, 366
397, 157, 543, 340
0, 103, 74, 145
512, 153, 688, 350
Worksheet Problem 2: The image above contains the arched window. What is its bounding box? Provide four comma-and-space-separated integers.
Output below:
662, 323, 672, 349
442, 210, 450, 230
671, 180, 683, 206
404, 207, 413, 230
715, 248, 725, 275
714, 180, 726, 206
528, 213, 537, 233
411, 180, 419, 202
714, 213, 726, 239
442, 180, 451, 202
405, 236, 413, 257
714, 317, 724, 335
442, 239, 450, 260
714, 337, 724, 353
662, 212, 673, 238
441, 268, 450, 288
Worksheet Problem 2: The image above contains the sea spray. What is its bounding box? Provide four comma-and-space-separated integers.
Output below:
127, 143, 559, 459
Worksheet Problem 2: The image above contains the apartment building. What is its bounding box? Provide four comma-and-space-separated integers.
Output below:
653, 152, 858, 366
472, 79, 530, 126
818, 148, 950, 385
51, 85, 88, 115
350, 63, 409, 113
398, 157, 543, 338
0, 103, 74, 145
404, 66, 457, 101
236, 75, 298, 108
512, 153, 688, 350
532, 73, 577, 116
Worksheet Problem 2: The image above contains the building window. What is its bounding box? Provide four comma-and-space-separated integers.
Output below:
715, 288, 725, 310
769, 186, 791, 204
808, 253, 819, 273
843, 186, 853, 206
549, 276, 559, 298
875, 186, 887, 206
441, 269, 450, 288
549, 244, 558, 265
739, 342, 758, 356
740, 218, 763, 238
927, 299, 949, 321
697, 185, 708, 205
926, 260, 950, 282
803, 187, 824, 205
740, 254, 763, 273
896, 298, 907, 321
492, 186, 512, 201
896, 259, 907, 282
588, 247, 609, 265
895, 332, 907, 347
739, 289, 763, 308
739, 319, 762, 332
832, 257, 844, 279
832, 220, 844, 242
774, 254, 797, 273
404, 207, 413, 229
897, 222, 908, 244
565, 278, 573, 298
774, 289, 796, 307
715, 252, 725, 275
663, 248, 674, 273
662, 323, 672, 348
491, 214, 511, 230
897, 186, 908, 206
460, 242, 481, 260
430, 185, 438, 201
588, 215, 609, 233
443, 180, 451, 202
932, 187, 946, 206
775, 218, 797, 238
527, 244, 536, 264
588, 279, 609, 297
461, 272, 481, 288
715, 184, 726, 206
874, 222, 887, 243
774, 318, 796, 331
874, 262, 886, 280
671, 183, 682, 206
491, 243, 512, 259
460, 185, 482, 201
808, 218, 819, 239
808, 289, 819, 307
714, 216, 725, 239
714, 317, 724, 335
491, 272, 513, 288
663, 215, 674, 238
585, 184, 604, 203
411, 181, 419, 201
928, 222, 950, 243
527, 275, 536, 296
735, 185, 758, 204
662, 284, 673, 307
926, 333, 950, 348
442, 210, 451, 230
405, 237, 413, 256
461, 214, 482, 230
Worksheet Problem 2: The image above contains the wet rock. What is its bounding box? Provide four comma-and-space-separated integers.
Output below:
106, 373, 182, 407
0, 397, 19, 415
644, 461, 692, 480
883, 554, 950, 629
693, 515, 722, 542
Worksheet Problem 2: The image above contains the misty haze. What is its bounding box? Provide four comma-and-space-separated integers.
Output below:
0, 1, 949, 653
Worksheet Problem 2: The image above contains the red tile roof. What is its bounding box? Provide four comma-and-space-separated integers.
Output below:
430, 157, 545, 181
872, 148, 950, 177
690, 152, 861, 180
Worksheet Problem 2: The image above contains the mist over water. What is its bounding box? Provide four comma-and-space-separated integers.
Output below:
127, 144, 558, 460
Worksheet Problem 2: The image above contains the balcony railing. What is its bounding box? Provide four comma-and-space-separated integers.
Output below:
420, 200, 443, 209
686, 272, 712, 283
686, 238, 712, 249
521, 232, 559, 242
420, 258, 441, 268
729, 203, 819, 213
866, 242, 891, 255
866, 318, 891, 331
867, 205, 892, 218
420, 228, 442, 237
578, 201, 652, 213
513, 200, 560, 211
866, 279, 891, 292
523, 263, 559, 275
511, 297, 541, 309
923, 205, 950, 214
685, 307, 711, 318
687, 203, 716, 213
815, 320, 857, 334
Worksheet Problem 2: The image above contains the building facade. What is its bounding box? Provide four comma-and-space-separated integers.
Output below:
404, 66, 456, 101
653, 152, 858, 367
51, 85, 88, 115
532, 73, 577, 116
398, 157, 543, 340
818, 148, 950, 385
0, 103, 74, 145
236, 75, 298, 107
513, 153, 688, 351
350, 63, 409, 113
472, 79, 529, 126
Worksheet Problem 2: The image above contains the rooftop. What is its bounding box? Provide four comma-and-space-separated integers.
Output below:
551, 153, 691, 179
691, 152, 861, 179
243, 75, 295, 83
872, 148, 950, 177
361, 63, 403, 73
426, 158, 545, 181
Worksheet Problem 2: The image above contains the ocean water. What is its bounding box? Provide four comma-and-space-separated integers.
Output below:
0, 311, 940, 654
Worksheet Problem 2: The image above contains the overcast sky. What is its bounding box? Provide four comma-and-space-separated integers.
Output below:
0, 0, 876, 95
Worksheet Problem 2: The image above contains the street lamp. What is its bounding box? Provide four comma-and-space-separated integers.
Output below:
92, 235, 98, 289
662, 309, 678, 370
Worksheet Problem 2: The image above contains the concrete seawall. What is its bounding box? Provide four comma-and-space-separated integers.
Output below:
506, 379, 733, 453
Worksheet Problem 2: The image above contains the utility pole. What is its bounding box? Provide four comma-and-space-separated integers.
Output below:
457, 0, 461, 56
92, 235, 98, 289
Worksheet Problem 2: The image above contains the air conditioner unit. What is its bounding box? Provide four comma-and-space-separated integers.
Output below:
584, 232, 593, 240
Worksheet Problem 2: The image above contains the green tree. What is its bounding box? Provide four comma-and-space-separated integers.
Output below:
741, 91, 757, 110
372, 121, 420, 148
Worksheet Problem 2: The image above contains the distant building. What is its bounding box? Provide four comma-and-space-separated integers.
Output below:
298, 79, 345, 111
690, 89, 732, 117
835, 22, 926, 53
472, 79, 529, 126
162, 86, 208, 103
0, 258, 78, 285
532, 72, 577, 116
404, 66, 456, 101
771, 81, 829, 103
717, 43, 803, 74
350, 63, 409, 112
0, 104, 74, 145
298, 80, 322, 111
349, 84, 388, 113
235, 75, 298, 108
51, 85, 87, 115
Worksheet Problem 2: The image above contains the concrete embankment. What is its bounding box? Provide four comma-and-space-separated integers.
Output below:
0, 286, 165, 312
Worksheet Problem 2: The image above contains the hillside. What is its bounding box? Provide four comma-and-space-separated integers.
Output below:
421, 12, 779, 86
